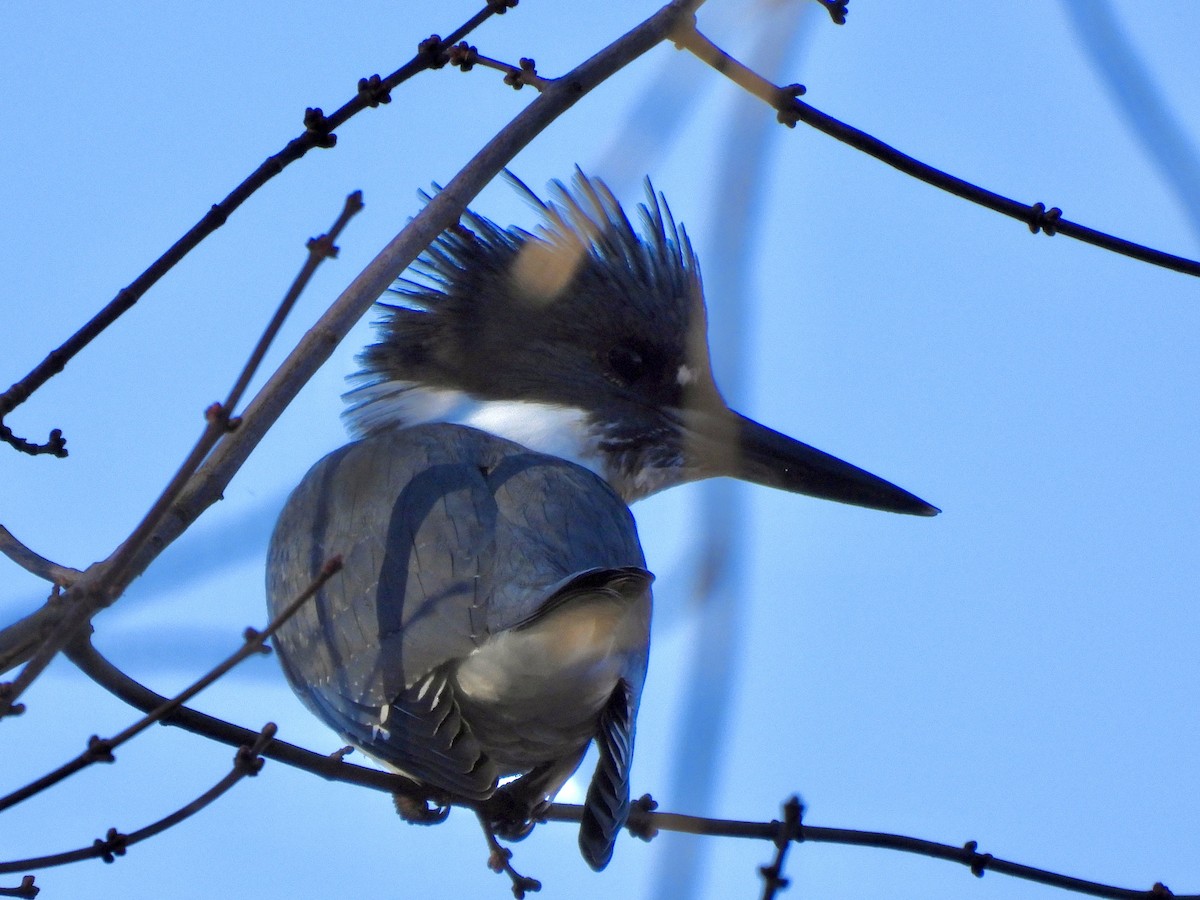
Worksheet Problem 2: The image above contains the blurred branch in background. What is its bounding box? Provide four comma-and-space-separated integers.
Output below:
652, 4, 815, 899
1060, 0, 1200, 247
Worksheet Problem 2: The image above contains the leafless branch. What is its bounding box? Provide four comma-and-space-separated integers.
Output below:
0, 195, 361, 715
0, 526, 78, 586
0, 876, 37, 899
62, 634, 1195, 900
758, 796, 803, 900
0, 591, 72, 704
102, 192, 364, 592
67, 635, 423, 794
0, 556, 339, 813
0, 0, 705, 712
670, 20, 1200, 278
476, 811, 543, 898
447, 41, 548, 91
0, 725, 277, 877
223, 191, 365, 415
0, 1, 513, 457
545, 801, 1190, 900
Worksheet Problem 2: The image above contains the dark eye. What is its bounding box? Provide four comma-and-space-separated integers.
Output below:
607, 344, 647, 386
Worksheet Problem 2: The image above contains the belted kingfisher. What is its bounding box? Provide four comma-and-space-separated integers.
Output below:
266, 171, 936, 873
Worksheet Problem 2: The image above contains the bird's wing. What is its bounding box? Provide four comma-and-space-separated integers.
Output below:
578, 677, 636, 871
481, 445, 647, 633
268, 427, 496, 697
268, 427, 506, 794
266, 424, 647, 799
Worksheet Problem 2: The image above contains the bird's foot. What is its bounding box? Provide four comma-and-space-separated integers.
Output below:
480, 785, 551, 841
392, 790, 451, 825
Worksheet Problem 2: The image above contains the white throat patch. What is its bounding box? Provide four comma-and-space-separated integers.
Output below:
345, 380, 607, 479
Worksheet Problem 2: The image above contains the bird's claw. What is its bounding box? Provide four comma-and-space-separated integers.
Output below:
481, 787, 551, 841
491, 816, 536, 841
393, 791, 451, 825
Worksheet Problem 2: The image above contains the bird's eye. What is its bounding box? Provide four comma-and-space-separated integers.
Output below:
607, 345, 647, 385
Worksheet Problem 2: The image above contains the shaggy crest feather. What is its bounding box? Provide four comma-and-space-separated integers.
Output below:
343, 168, 716, 443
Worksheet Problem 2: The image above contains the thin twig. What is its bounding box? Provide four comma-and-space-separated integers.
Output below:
0, 556, 340, 814
104, 192, 364, 591
0, 588, 98, 719
0, 2, 513, 456
59, 637, 1199, 900
0, 0, 701, 701
0, 589, 65, 701
447, 41, 547, 91
0, 876, 37, 899
672, 22, 1200, 278
0, 526, 78, 586
0, 725, 277, 876
759, 796, 803, 900
66, 636, 424, 795
546, 802, 1189, 900
476, 811, 543, 898
0, 421, 63, 458
223, 191, 364, 412
0, 195, 361, 711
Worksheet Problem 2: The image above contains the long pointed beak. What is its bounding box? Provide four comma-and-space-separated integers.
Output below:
684, 408, 939, 516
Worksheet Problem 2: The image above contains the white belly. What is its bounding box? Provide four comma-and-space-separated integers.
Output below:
451, 587, 650, 772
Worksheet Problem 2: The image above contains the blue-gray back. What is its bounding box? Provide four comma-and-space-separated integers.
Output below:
266, 423, 646, 727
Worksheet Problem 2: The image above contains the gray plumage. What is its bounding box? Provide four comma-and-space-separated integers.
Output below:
268, 170, 936, 877
267, 424, 651, 868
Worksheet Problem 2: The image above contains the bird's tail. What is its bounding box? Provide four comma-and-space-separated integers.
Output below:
579, 678, 636, 870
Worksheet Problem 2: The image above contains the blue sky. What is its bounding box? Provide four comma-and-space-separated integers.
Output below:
2, 2, 1198, 898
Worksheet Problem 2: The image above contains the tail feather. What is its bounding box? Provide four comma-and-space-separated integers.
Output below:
578, 679, 636, 870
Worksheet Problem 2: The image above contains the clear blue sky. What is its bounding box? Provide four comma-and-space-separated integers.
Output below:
2, 2, 1198, 898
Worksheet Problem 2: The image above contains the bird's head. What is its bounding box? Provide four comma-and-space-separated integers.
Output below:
346, 170, 936, 515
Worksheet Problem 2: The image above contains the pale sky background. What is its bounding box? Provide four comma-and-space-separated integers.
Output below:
2, 3, 1198, 899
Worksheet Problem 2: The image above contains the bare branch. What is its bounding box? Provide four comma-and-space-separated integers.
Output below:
672, 22, 1200, 278
447, 41, 547, 91
0, 876, 37, 899
0, 525, 78, 585
62, 634, 1198, 900
103, 192, 364, 592
0, 557, 340, 813
20, 0, 700, 695
0, 194, 360, 708
476, 811, 543, 897
224, 191, 364, 415
0, 725, 277, 877
0, 587, 95, 719
0, 2, 511, 456
541, 801, 1191, 900
67, 636, 419, 796
0, 593, 65, 699
758, 796, 803, 900
0, 422, 64, 458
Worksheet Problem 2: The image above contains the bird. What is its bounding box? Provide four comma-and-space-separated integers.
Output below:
265, 170, 937, 873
